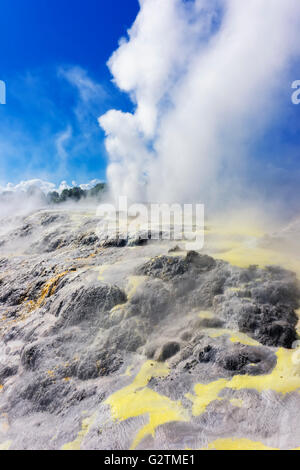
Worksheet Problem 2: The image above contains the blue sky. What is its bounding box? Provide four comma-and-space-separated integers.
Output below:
0, 0, 300, 211
0, 0, 139, 187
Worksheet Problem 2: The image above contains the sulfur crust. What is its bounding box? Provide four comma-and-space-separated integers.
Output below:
204, 438, 278, 451
187, 347, 300, 419
61, 414, 97, 450
105, 360, 188, 449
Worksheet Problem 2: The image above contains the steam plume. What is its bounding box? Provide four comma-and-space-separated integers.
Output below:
99, 0, 300, 209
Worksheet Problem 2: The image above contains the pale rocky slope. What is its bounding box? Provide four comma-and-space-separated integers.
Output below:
0, 208, 300, 450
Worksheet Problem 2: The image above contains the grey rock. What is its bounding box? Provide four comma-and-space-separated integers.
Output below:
0, 208, 299, 450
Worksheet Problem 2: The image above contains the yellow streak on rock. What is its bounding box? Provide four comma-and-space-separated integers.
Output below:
29, 271, 68, 311
0, 310, 31, 330
105, 360, 188, 449
61, 414, 96, 450
0, 385, 3, 391
229, 333, 261, 347
198, 311, 214, 320
109, 303, 126, 322
205, 438, 277, 451
206, 216, 300, 277
0, 423, 9, 433
126, 276, 147, 300
122, 365, 134, 377
229, 398, 244, 408
296, 309, 300, 336
0, 413, 9, 433
210, 235, 300, 279
216, 245, 283, 270
0, 440, 12, 450
227, 286, 245, 293
97, 264, 110, 281
186, 379, 228, 416
187, 347, 300, 419
203, 328, 260, 347
110, 304, 124, 313
168, 250, 186, 258
230, 347, 300, 394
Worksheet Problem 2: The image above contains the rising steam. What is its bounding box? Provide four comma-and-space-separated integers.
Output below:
99, 0, 300, 209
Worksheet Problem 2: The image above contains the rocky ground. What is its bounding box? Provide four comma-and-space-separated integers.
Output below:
0, 207, 300, 450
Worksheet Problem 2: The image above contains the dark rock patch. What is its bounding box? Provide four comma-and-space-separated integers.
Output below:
21, 343, 44, 371
237, 303, 298, 348
54, 283, 127, 328
185, 251, 216, 272
127, 280, 172, 325
157, 342, 181, 361
40, 214, 63, 226
137, 251, 217, 282
0, 364, 18, 381
76, 232, 99, 246
101, 237, 128, 248
198, 343, 277, 376
17, 375, 73, 413
198, 345, 218, 364
198, 317, 225, 328
76, 351, 123, 381
137, 255, 189, 281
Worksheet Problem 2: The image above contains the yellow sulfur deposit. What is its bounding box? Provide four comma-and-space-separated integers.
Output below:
126, 276, 148, 300
198, 310, 215, 320
203, 328, 260, 347
216, 245, 285, 271
206, 214, 300, 277
229, 398, 244, 408
187, 347, 300, 420
105, 360, 188, 449
0, 413, 9, 433
61, 414, 96, 450
29, 271, 68, 311
296, 309, 300, 336
122, 365, 134, 377
229, 333, 261, 347
97, 264, 110, 281
204, 438, 278, 451
0, 440, 12, 450
229, 347, 300, 394
186, 379, 228, 416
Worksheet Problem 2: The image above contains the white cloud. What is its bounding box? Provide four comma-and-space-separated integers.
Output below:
0, 179, 101, 195
0, 179, 56, 194
99, 0, 300, 207
57, 180, 72, 192
59, 66, 106, 104
79, 179, 103, 190
59, 66, 107, 129
55, 126, 72, 163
